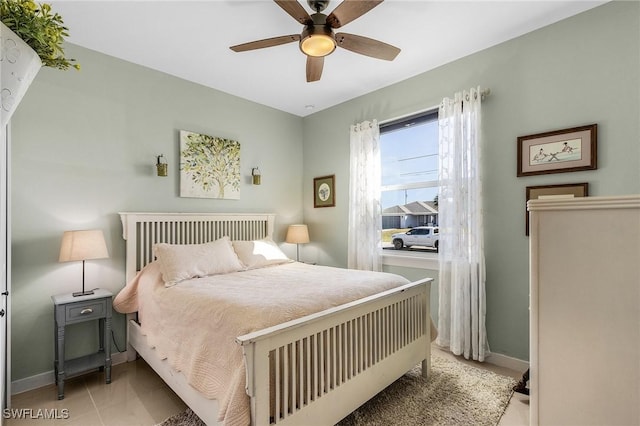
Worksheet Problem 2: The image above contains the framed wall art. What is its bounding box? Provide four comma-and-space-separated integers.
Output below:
517, 124, 597, 177
525, 182, 588, 235
314, 175, 335, 208
180, 130, 240, 199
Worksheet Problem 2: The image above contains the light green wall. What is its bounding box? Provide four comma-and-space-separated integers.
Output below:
302, 1, 640, 360
10, 45, 303, 381
9, 1, 640, 382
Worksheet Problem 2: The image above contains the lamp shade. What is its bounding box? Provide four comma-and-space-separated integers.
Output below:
286, 224, 310, 244
59, 230, 109, 262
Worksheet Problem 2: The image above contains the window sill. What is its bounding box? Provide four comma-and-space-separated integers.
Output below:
381, 250, 439, 270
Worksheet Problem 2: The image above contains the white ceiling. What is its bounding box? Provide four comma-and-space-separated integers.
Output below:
49, 0, 607, 117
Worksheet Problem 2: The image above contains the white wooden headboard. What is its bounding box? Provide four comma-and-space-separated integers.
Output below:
119, 212, 275, 283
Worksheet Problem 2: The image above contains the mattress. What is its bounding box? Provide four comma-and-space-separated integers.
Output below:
114, 261, 412, 425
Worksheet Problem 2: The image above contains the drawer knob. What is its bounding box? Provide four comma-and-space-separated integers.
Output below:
80, 308, 93, 315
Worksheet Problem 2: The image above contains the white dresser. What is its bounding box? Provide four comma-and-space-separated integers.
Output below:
528, 195, 640, 425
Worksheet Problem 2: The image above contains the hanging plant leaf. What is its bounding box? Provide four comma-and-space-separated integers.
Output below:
0, 0, 79, 70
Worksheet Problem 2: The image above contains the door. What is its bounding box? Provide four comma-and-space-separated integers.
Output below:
0, 123, 10, 421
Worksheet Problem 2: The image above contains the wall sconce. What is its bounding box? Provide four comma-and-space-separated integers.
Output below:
252, 167, 261, 185
156, 154, 168, 177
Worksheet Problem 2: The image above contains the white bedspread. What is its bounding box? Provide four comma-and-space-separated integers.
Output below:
115, 261, 413, 426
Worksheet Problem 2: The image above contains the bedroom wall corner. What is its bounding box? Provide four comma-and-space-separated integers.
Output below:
9, 44, 305, 385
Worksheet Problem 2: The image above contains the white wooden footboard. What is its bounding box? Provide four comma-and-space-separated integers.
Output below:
119, 212, 433, 426
238, 278, 432, 426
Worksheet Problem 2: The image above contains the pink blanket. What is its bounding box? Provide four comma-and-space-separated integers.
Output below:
114, 262, 416, 426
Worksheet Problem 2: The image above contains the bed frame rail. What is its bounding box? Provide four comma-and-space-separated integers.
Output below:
238, 278, 432, 426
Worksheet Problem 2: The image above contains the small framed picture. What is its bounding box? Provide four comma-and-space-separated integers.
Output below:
517, 124, 597, 177
313, 175, 335, 208
525, 182, 588, 235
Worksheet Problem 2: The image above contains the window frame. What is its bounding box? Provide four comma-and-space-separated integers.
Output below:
379, 109, 440, 271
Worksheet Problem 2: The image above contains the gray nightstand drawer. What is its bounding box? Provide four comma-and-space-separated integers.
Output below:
65, 300, 106, 323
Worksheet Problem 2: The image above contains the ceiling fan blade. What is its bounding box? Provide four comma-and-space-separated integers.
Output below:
306, 56, 324, 82
326, 0, 383, 28
230, 34, 301, 52
274, 0, 313, 25
335, 32, 400, 61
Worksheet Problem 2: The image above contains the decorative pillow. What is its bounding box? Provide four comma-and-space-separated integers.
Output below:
232, 237, 292, 270
153, 237, 244, 287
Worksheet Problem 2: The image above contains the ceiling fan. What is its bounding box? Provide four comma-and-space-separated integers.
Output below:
229, 0, 401, 82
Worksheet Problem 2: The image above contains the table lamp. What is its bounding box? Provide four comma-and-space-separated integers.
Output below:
59, 229, 109, 297
285, 224, 310, 262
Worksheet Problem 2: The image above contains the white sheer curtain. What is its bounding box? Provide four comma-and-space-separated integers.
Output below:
347, 120, 382, 271
436, 87, 489, 361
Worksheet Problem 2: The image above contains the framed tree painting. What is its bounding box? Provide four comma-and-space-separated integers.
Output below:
180, 130, 240, 199
517, 124, 597, 177
314, 175, 335, 208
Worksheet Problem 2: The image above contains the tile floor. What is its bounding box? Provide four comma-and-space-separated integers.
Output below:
6, 360, 187, 426
6, 347, 529, 425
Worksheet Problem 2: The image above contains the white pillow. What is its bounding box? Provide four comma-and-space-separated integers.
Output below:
153, 237, 244, 286
232, 237, 292, 270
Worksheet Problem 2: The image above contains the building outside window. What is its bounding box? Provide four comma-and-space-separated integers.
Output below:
380, 110, 439, 260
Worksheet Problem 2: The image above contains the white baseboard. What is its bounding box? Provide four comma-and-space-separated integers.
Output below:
485, 351, 529, 373
11, 351, 128, 396
433, 343, 529, 373
11, 370, 53, 396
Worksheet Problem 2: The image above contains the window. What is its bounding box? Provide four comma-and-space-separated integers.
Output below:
380, 109, 439, 267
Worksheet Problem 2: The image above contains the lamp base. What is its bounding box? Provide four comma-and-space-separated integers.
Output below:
72, 290, 95, 297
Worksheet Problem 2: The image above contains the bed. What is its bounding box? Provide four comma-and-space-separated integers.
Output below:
116, 212, 433, 426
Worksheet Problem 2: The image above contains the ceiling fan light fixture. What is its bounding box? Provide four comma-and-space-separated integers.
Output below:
230, 0, 401, 82
300, 27, 336, 57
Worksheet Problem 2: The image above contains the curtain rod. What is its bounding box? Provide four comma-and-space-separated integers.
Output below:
445, 87, 491, 102
379, 87, 491, 126
472, 88, 491, 101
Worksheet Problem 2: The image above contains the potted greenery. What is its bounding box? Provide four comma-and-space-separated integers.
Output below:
1, 0, 78, 126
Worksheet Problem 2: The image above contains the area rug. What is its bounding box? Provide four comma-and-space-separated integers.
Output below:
156, 354, 517, 426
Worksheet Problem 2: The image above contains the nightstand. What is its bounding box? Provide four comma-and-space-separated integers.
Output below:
52, 288, 112, 400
